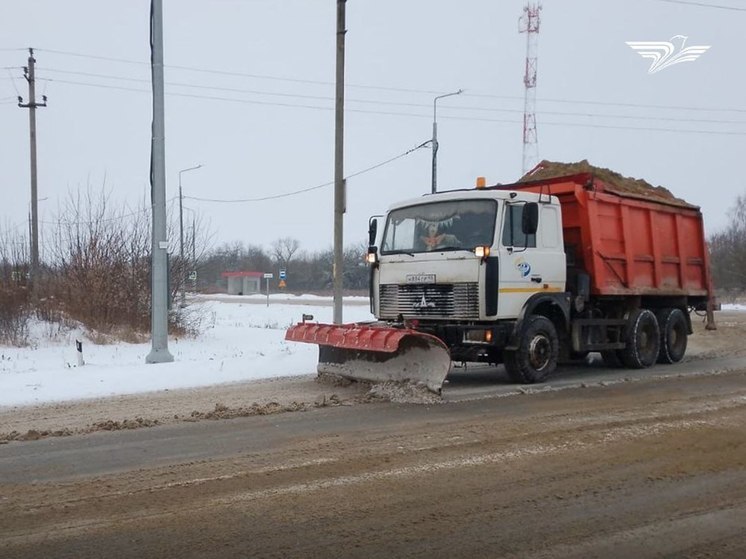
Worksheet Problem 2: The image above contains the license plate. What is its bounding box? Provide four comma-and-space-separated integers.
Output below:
406, 274, 436, 284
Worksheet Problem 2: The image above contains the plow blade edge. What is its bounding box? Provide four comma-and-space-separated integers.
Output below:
285, 323, 451, 394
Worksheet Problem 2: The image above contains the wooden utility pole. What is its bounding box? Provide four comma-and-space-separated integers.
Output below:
17, 48, 47, 295
333, 0, 346, 325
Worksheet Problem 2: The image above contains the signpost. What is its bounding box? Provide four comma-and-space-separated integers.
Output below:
279, 268, 287, 289
263, 273, 274, 306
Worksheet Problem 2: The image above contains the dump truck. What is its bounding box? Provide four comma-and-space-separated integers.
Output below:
286, 164, 715, 393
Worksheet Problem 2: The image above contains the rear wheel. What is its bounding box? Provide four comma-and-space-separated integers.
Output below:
656, 308, 688, 364
504, 315, 559, 384
620, 309, 660, 369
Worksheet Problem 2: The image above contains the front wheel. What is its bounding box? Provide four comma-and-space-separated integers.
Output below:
504, 315, 559, 384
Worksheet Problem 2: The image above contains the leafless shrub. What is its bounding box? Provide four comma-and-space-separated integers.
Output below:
0, 224, 31, 346
41, 189, 153, 336
26, 187, 213, 341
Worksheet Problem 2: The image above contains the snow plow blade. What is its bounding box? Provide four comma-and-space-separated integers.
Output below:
285, 323, 451, 394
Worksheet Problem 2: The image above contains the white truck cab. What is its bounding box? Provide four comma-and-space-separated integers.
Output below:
369, 189, 566, 323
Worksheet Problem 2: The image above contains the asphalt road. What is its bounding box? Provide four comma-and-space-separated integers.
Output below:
1, 363, 745, 558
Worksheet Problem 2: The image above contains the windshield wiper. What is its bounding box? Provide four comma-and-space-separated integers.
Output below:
384, 250, 415, 257
433, 246, 467, 252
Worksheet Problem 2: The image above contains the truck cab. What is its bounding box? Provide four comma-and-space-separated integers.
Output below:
370, 189, 566, 318
367, 189, 569, 377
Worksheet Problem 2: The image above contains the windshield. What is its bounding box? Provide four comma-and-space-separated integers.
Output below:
381, 199, 498, 254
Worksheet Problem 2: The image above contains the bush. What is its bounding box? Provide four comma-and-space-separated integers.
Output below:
0, 283, 30, 346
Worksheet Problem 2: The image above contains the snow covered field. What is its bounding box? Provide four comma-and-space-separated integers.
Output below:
1, 295, 743, 409
0, 294, 373, 408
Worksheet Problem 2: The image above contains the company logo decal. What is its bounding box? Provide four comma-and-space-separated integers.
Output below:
626, 35, 710, 74
516, 258, 531, 278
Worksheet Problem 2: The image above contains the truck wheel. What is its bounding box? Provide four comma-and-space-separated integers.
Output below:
656, 308, 688, 364
504, 315, 559, 383
620, 309, 660, 369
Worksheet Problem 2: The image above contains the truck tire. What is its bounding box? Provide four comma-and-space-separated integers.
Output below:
656, 308, 688, 364
620, 309, 660, 369
504, 315, 559, 383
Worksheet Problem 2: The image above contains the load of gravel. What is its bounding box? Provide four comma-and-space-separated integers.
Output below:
520, 159, 696, 208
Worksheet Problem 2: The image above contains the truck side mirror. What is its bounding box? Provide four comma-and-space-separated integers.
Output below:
522, 202, 539, 235
368, 217, 379, 246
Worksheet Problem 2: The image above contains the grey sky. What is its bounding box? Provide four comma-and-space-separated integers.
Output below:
1, 0, 743, 254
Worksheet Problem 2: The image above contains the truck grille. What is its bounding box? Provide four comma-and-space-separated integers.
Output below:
379, 283, 479, 319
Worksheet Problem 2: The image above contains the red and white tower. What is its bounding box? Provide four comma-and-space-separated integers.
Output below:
519, 3, 541, 175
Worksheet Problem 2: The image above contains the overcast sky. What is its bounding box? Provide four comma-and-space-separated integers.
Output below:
1, 0, 744, 255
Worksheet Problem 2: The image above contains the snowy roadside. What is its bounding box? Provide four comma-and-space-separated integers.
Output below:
1, 300, 744, 442
0, 295, 374, 409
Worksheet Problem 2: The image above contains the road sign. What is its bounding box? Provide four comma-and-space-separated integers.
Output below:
279, 279, 286, 288
279, 269, 286, 280
188, 271, 197, 281
263, 273, 274, 279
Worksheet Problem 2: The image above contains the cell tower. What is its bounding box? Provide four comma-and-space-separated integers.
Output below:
519, 3, 541, 175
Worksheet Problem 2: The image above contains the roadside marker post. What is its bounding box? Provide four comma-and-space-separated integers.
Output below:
263, 273, 274, 307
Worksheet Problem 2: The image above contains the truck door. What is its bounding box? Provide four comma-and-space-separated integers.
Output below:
497, 202, 563, 319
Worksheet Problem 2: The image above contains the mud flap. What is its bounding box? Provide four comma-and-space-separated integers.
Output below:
285, 323, 451, 394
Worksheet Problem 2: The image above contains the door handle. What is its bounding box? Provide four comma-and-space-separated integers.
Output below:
530, 276, 542, 283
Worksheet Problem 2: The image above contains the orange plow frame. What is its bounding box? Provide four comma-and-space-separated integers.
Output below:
285, 322, 452, 394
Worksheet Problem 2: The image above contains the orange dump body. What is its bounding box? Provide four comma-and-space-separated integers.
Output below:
506, 173, 712, 300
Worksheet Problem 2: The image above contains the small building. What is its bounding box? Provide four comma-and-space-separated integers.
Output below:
221, 271, 264, 295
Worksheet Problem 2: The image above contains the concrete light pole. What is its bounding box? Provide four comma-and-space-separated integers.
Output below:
146, 0, 173, 364
178, 164, 202, 308
333, 0, 346, 325
431, 89, 463, 194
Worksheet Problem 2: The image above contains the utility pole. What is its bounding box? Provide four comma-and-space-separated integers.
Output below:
431, 89, 462, 194
333, 0, 346, 325
17, 48, 47, 296
146, 0, 174, 364
178, 164, 202, 308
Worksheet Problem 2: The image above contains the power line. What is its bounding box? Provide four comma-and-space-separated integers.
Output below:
34, 48, 145, 66
653, 0, 746, 10
185, 140, 431, 204
37, 64, 746, 117
5, 68, 22, 97
40, 207, 149, 226
30, 49, 746, 114
37, 67, 746, 125
38, 196, 179, 227
39, 76, 746, 136
35, 47, 446, 94
465, 92, 746, 115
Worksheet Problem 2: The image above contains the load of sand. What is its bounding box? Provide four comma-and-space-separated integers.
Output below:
520, 160, 696, 208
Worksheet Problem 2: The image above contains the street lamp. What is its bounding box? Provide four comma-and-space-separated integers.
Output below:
178, 164, 202, 307
431, 89, 463, 194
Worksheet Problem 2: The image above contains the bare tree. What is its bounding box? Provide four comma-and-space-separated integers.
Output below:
709, 192, 746, 298
271, 237, 300, 270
